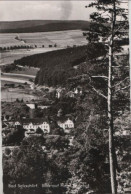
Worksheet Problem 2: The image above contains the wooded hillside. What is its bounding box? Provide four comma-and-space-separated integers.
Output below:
15, 46, 88, 86
0, 20, 90, 33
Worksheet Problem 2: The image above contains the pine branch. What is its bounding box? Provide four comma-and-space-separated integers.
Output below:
90, 85, 107, 99
115, 85, 130, 92
91, 75, 108, 80
112, 66, 129, 68
88, 75, 107, 99
112, 77, 129, 88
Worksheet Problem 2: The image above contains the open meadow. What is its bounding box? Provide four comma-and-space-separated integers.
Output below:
1, 87, 40, 102
1, 79, 41, 102
0, 30, 86, 47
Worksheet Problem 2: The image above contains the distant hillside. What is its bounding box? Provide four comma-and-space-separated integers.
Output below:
0, 20, 90, 33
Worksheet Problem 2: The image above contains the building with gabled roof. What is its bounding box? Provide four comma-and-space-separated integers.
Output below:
15, 119, 50, 134
57, 118, 74, 134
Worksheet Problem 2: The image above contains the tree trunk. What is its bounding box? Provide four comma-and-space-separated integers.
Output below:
108, 44, 117, 194
108, 1, 117, 193
0, 69, 4, 194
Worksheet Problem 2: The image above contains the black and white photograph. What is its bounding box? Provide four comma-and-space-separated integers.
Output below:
0, 0, 130, 194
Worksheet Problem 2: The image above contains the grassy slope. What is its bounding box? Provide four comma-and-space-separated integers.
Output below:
0, 20, 90, 33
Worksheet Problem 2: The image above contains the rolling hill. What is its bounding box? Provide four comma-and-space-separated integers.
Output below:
0, 20, 90, 33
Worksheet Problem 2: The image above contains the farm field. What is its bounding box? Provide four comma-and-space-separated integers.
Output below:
1, 77, 31, 84
0, 30, 86, 47
0, 30, 87, 66
1, 79, 40, 102
2, 72, 35, 79
1, 87, 39, 102
11, 66, 39, 76
19, 30, 87, 47
1, 73, 34, 82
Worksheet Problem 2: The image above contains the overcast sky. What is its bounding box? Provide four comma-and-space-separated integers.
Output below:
0, 1, 95, 21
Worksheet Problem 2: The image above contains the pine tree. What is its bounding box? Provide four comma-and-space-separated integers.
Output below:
86, 1, 129, 193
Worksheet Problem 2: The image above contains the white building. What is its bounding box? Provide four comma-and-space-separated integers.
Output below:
56, 90, 61, 99
56, 88, 66, 99
115, 129, 130, 136
26, 103, 36, 109
38, 105, 50, 110
66, 91, 75, 98
74, 87, 83, 95
57, 118, 74, 133
14, 121, 21, 126
122, 129, 130, 136
15, 119, 50, 134
69, 136, 74, 146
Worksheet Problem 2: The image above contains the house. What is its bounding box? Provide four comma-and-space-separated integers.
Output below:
30, 83, 35, 90
56, 88, 66, 99
74, 86, 83, 95
122, 129, 130, 136
73, 65, 79, 70
66, 91, 75, 98
23, 119, 50, 134
115, 129, 130, 136
14, 121, 21, 126
26, 103, 36, 109
57, 118, 74, 134
25, 129, 42, 138
15, 119, 50, 134
68, 136, 74, 146
37, 105, 50, 110
56, 90, 61, 99
56, 88, 63, 99
57, 109, 63, 117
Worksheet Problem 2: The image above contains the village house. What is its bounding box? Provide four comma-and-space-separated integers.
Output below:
66, 91, 75, 98
15, 119, 50, 134
30, 83, 35, 90
68, 136, 74, 146
26, 103, 36, 109
26, 101, 50, 110
74, 86, 83, 95
56, 89, 61, 99
57, 109, 63, 117
122, 129, 130, 136
56, 88, 66, 99
57, 118, 74, 134
25, 129, 42, 138
115, 129, 130, 136
14, 121, 21, 126
37, 105, 50, 110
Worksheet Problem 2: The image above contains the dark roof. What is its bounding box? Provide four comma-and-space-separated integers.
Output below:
57, 116, 73, 123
